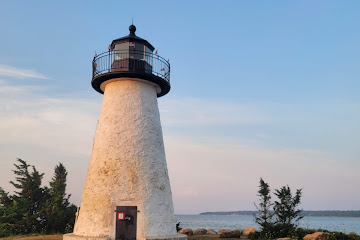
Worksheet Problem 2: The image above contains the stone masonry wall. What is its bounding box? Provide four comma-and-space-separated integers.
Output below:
73, 79, 177, 239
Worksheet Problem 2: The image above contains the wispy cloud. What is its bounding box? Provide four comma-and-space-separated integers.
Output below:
0, 93, 100, 156
0, 79, 99, 203
0, 64, 49, 79
159, 97, 270, 127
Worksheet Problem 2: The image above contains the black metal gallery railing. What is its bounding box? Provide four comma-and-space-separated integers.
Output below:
92, 50, 170, 83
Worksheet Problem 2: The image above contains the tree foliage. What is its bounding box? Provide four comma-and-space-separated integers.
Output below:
6, 158, 46, 234
273, 185, 303, 237
254, 178, 303, 239
254, 178, 274, 236
0, 159, 76, 237
44, 163, 76, 233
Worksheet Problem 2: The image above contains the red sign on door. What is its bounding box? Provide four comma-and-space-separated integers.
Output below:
117, 212, 125, 220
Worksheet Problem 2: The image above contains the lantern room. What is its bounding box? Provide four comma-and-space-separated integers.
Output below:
91, 25, 170, 97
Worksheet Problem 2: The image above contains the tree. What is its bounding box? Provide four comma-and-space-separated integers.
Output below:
10, 158, 47, 233
0, 159, 47, 234
252, 179, 304, 239
0, 187, 16, 237
44, 163, 76, 233
0, 159, 77, 237
254, 178, 274, 236
273, 185, 303, 237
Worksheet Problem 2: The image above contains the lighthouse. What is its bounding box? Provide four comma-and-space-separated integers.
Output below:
64, 25, 186, 240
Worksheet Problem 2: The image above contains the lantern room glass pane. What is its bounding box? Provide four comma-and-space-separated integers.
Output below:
145, 46, 152, 66
114, 43, 128, 61
129, 42, 144, 61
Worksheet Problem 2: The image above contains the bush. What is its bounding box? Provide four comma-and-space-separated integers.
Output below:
290, 228, 316, 240
348, 232, 360, 240
0, 223, 14, 238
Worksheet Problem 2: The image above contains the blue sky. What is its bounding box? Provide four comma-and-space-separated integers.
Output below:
0, 1, 359, 214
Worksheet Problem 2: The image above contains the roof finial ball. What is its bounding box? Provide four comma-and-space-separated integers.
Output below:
129, 24, 136, 34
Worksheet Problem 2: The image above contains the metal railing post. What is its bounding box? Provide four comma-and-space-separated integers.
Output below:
108, 51, 111, 73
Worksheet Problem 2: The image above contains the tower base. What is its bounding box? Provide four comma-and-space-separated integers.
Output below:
63, 233, 188, 240
63, 233, 109, 240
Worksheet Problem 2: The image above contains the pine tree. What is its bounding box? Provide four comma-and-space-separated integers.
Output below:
0, 159, 77, 237
254, 179, 304, 239
8, 158, 46, 234
0, 187, 15, 237
254, 178, 274, 236
44, 163, 76, 233
273, 185, 303, 237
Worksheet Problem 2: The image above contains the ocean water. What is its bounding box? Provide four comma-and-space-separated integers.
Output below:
175, 215, 360, 234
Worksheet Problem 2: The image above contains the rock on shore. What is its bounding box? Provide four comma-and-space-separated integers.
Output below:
242, 227, 257, 236
218, 229, 232, 234
220, 230, 241, 238
179, 227, 256, 238
193, 229, 208, 235
303, 232, 331, 240
206, 229, 217, 235
180, 228, 193, 236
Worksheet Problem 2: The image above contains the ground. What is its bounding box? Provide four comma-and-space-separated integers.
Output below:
189, 235, 244, 240
0, 235, 62, 240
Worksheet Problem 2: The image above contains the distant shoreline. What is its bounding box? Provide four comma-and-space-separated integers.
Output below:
199, 210, 360, 218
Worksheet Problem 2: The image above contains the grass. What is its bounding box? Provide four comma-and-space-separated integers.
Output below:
0, 234, 229, 240
0, 235, 63, 240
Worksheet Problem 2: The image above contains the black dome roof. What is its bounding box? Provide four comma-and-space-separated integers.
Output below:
110, 25, 155, 51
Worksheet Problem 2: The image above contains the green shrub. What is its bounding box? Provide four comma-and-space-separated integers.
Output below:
249, 229, 360, 240
290, 228, 316, 240
248, 231, 276, 240
0, 223, 14, 238
348, 232, 360, 240
254, 178, 303, 238
331, 231, 350, 240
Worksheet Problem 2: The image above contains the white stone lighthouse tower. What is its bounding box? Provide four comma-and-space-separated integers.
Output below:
64, 25, 186, 240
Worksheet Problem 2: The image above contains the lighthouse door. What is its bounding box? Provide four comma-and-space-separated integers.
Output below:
115, 206, 137, 240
